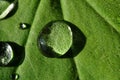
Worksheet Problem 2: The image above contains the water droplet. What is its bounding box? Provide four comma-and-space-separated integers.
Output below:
0, 0, 18, 20
11, 73, 19, 80
38, 21, 73, 57
0, 42, 25, 66
0, 42, 13, 66
19, 23, 30, 29
38, 20, 86, 58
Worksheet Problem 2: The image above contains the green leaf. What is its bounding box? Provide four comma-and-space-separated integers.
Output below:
0, 0, 40, 79
60, 0, 120, 80
0, 0, 120, 80
16, 1, 77, 80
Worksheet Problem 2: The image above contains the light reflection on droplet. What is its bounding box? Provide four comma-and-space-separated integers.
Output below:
0, 0, 18, 20
19, 23, 30, 30
0, 42, 13, 66
11, 73, 19, 80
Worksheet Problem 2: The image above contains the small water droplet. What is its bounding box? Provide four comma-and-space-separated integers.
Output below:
11, 73, 19, 80
0, 42, 13, 66
19, 23, 30, 29
0, 41, 25, 66
38, 20, 86, 58
0, 0, 18, 20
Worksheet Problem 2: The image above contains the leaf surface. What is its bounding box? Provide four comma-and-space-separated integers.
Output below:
16, 0, 77, 80
60, 0, 120, 80
0, 0, 120, 80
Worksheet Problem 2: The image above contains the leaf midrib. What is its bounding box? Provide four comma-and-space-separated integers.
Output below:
15, 0, 42, 79
85, 0, 120, 34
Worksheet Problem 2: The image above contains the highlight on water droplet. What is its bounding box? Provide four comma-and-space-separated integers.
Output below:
19, 23, 30, 30
0, 0, 18, 20
37, 20, 86, 58
0, 41, 25, 66
11, 73, 19, 80
0, 42, 13, 66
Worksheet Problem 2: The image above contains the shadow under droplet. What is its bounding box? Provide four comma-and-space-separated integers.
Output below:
8, 42, 25, 67
76, 76, 80, 80
60, 21, 86, 58
8, 0, 15, 3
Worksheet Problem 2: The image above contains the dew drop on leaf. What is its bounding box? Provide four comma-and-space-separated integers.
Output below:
0, 0, 18, 20
19, 23, 30, 30
0, 41, 25, 66
38, 21, 73, 57
11, 73, 19, 80
38, 20, 86, 58
0, 42, 13, 66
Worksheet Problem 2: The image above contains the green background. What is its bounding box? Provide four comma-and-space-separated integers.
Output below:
0, 0, 120, 80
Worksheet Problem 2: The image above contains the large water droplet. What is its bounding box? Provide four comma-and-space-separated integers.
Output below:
38, 20, 86, 58
0, 42, 13, 66
11, 73, 19, 80
0, 42, 25, 66
19, 23, 30, 30
0, 0, 18, 20
38, 21, 73, 57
